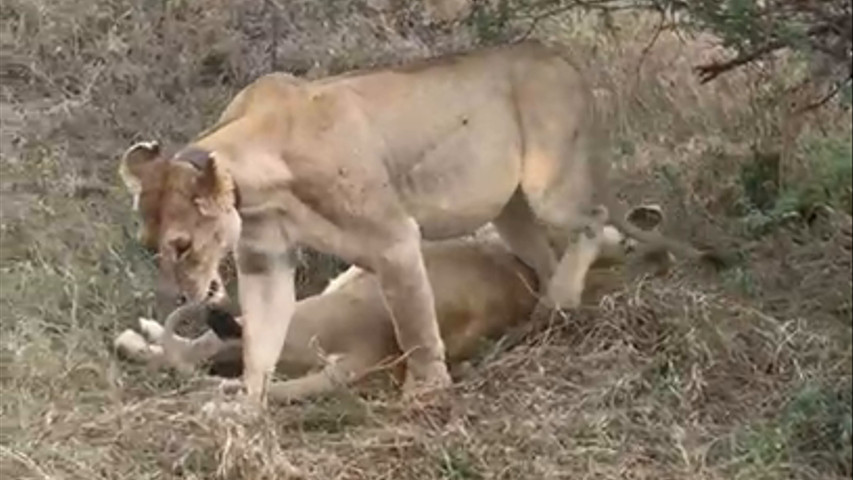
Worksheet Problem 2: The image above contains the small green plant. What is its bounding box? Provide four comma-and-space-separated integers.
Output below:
437, 448, 483, 480
295, 394, 369, 433
655, 163, 687, 200
722, 265, 758, 297
466, 0, 512, 43
797, 135, 853, 214
615, 137, 636, 160
737, 133, 852, 237
842, 82, 853, 108
725, 381, 853, 477
739, 150, 780, 212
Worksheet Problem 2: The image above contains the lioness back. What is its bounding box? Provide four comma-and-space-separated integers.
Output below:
214, 41, 590, 240
319, 41, 589, 238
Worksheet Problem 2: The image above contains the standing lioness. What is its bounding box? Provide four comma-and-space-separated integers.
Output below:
119, 41, 710, 407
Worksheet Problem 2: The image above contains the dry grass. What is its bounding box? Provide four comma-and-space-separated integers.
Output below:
1, 1, 851, 479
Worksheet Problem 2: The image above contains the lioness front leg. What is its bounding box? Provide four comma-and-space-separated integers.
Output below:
292, 215, 451, 399
234, 245, 297, 407
372, 219, 451, 398
243, 186, 452, 402
492, 188, 558, 289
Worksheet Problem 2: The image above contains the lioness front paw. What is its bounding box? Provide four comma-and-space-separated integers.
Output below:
200, 397, 263, 423
114, 329, 149, 360
138, 317, 165, 343
218, 377, 246, 396
402, 360, 452, 401
401, 360, 455, 425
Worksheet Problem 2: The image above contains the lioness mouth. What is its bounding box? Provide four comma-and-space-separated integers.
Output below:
173, 280, 220, 308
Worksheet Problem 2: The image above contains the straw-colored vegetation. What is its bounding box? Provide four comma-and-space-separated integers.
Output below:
1, 1, 850, 478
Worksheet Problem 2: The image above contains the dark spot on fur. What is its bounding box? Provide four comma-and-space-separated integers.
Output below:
236, 246, 297, 275
237, 248, 272, 274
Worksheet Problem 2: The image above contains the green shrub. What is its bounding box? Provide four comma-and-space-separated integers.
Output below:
738, 133, 852, 237
726, 381, 853, 477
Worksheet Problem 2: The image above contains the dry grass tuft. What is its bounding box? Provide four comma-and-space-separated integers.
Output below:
1, 1, 851, 479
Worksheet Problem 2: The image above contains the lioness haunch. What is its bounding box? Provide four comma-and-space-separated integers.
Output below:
116, 208, 672, 404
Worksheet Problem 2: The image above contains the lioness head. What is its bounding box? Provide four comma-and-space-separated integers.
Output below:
119, 141, 240, 317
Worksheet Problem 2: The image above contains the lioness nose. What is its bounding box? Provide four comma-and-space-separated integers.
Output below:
206, 280, 220, 300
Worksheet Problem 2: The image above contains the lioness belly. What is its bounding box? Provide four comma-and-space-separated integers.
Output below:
390, 103, 522, 239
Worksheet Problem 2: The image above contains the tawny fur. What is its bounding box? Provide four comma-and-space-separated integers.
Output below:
117, 41, 711, 405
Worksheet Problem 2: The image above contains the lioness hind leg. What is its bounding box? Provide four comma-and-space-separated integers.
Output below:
512, 58, 609, 309
518, 183, 606, 310
542, 205, 609, 309
267, 356, 364, 404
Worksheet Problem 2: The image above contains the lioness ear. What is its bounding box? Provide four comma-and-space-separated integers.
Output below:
194, 151, 235, 215
625, 204, 664, 232
119, 141, 160, 209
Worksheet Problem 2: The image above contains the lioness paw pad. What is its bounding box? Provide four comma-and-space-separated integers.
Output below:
138, 317, 165, 343
114, 329, 149, 358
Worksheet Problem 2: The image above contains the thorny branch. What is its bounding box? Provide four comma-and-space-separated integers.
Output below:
695, 23, 848, 84
492, 0, 852, 105
795, 73, 853, 114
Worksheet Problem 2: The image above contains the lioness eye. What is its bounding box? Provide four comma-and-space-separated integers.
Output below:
171, 237, 192, 258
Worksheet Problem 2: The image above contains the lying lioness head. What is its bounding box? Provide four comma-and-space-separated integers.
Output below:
120, 142, 240, 315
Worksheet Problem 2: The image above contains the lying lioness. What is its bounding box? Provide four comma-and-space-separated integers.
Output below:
116, 206, 671, 403
119, 238, 538, 402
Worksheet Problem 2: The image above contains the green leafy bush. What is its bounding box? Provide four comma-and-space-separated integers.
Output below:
738, 133, 852, 236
